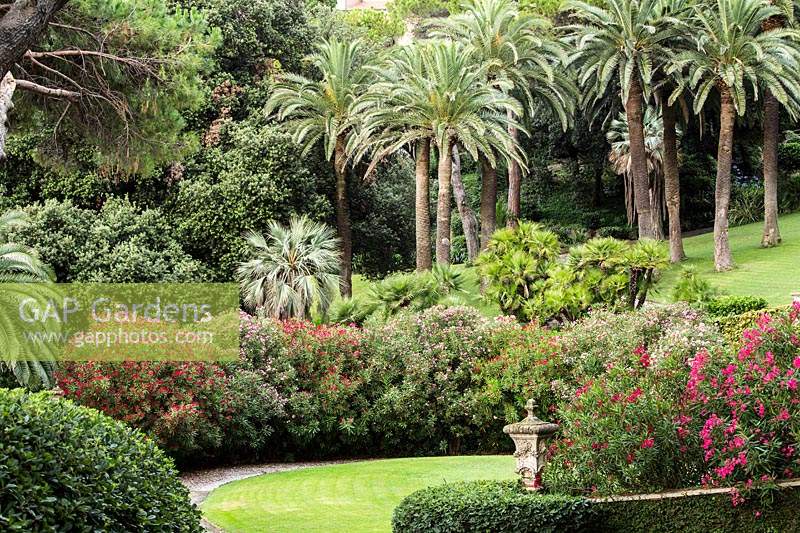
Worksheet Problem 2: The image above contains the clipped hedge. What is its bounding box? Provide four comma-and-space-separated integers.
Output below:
705, 295, 768, 318
0, 388, 201, 531
391, 481, 596, 533
393, 481, 800, 533
594, 487, 800, 533
716, 305, 789, 347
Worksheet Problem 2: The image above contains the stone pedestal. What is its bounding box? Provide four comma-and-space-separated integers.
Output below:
503, 399, 558, 490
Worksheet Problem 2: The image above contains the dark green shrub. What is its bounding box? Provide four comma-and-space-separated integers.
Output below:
11, 198, 206, 282
597, 225, 636, 240
593, 487, 800, 532
392, 481, 596, 533
0, 388, 201, 531
705, 295, 768, 318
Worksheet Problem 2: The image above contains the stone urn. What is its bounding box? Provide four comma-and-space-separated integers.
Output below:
503, 399, 559, 490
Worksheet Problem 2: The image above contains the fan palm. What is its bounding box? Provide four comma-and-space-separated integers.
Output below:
607, 106, 668, 235
265, 38, 371, 297
0, 210, 57, 389
356, 41, 525, 266
430, 0, 577, 237
563, 0, 684, 239
236, 216, 340, 320
672, 0, 800, 270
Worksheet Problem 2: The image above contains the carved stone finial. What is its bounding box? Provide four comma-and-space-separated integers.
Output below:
503, 398, 559, 491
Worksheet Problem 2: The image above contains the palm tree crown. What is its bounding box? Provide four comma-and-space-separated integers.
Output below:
236, 216, 340, 320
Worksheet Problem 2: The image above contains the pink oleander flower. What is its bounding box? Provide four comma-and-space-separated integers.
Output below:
640, 438, 654, 449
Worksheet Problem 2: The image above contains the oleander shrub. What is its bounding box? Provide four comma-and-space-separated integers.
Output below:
705, 295, 769, 318
57, 361, 284, 466
0, 388, 201, 531
365, 306, 521, 455
716, 306, 789, 347
392, 481, 596, 533
685, 303, 800, 490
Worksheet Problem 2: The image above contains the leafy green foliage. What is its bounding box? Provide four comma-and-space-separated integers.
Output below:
237, 216, 340, 319
477, 223, 668, 323
170, 122, 330, 279
13, 0, 219, 175
704, 295, 768, 318
10, 198, 206, 282
0, 388, 201, 531
672, 265, 720, 305
392, 481, 596, 533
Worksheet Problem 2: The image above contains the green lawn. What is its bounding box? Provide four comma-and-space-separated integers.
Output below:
201, 456, 515, 533
656, 212, 800, 305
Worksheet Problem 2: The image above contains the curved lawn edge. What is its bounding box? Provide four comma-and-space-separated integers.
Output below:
200, 455, 515, 533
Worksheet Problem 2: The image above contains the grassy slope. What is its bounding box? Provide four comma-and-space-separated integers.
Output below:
201, 456, 515, 533
656, 212, 800, 305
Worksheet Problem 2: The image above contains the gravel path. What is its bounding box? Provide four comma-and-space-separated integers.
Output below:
181, 460, 350, 505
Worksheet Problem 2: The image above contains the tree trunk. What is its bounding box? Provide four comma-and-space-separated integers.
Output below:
0, 72, 16, 159
661, 99, 685, 262
506, 109, 521, 228
334, 135, 353, 297
761, 90, 781, 247
415, 139, 432, 271
626, 76, 657, 239
714, 87, 735, 271
0, 1, 66, 77
479, 154, 497, 251
436, 137, 453, 265
451, 145, 479, 261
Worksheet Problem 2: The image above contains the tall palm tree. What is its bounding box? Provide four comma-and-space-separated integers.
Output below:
357, 41, 525, 266
607, 106, 668, 235
760, 2, 797, 247
564, 0, 683, 240
673, 0, 800, 270
431, 0, 576, 238
265, 38, 370, 297
236, 216, 340, 320
0, 209, 57, 389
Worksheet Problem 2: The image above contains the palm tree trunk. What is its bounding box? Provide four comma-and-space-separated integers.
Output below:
626, 77, 657, 239
436, 137, 453, 265
506, 110, 521, 228
415, 139, 432, 271
479, 154, 498, 251
661, 99, 685, 262
451, 145, 479, 261
761, 89, 782, 247
714, 86, 735, 271
0, 72, 16, 159
334, 135, 353, 296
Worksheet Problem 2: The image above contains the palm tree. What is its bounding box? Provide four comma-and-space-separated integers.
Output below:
760, 3, 798, 247
673, 0, 800, 270
564, 0, 683, 239
265, 38, 370, 297
607, 106, 668, 237
236, 216, 340, 320
357, 41, 525, 266
431, 0, 576, 238
0, 209, 57, 389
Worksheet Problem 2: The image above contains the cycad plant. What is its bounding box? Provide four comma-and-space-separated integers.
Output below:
237, 216, 340, 320
563, 0, 684, 239
0, 210, 57, 389
430, 0, 576, 236
607, 106, 668, 235
265, 38, 371, 296
672, 0, 800, 270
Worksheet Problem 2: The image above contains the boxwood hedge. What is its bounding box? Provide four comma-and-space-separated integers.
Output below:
391, 480, 597, 532
0, 388, 201, 531
393, 480, 800, 533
